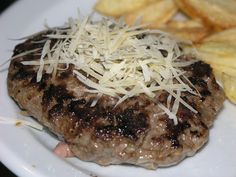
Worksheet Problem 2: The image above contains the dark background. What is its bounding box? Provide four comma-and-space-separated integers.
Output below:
1, 1, 18, 177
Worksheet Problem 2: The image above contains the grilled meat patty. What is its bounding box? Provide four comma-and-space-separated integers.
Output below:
7, 30, 225, 169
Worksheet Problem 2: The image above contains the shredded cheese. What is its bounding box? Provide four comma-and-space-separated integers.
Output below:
0, 116, 43, 130
19, 15, 200, 125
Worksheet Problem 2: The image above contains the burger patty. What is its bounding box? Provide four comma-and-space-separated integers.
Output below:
7, 30, 225, 169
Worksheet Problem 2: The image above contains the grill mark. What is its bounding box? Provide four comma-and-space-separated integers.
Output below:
159, 106, 195, 149
116, 110, 148, 140
95, 109, 149, 141
58, 69, 73, 79
13, 61, 25, 69
12, 67, 36, 80
68, 99, 87, 109
192, 61, 212, 78
177, 103, 202, 127
42, 84, 73, 106
200, 90, 211, 98
166, 119, 191, 148
12, 31, 56, 56
189, 76, 211, 100
67, 99, 149, 140
69, 100, 98, 127
190, 130, 202, 138
30, 73, 51, 91
48, 103, 64, 120
13, 42, 44, 56
189, 77, 206, 87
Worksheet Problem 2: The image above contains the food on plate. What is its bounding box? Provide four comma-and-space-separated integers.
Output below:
95, 0, 236, 42
95, 0, 236, 104
159, 19, 210, 43
212, 68, 236, 104
95, 0, 213, 43
222, 74, 236, 104
175, 0, 236, 29
202, 28, 236, 43
196, 28, 236, 104
124, 0, 178, 28
7, 16, 225, 169
95, 0, 156, 17
196, 42, 236, 67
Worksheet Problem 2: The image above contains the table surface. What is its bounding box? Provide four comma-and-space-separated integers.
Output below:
0, 162, 16, 177
0, 1, 18, 176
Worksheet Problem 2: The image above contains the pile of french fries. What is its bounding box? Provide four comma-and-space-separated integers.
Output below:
95, 0, 236, 104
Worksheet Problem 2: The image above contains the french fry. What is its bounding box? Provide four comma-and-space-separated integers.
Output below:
203, 28, 236, 43
222, 73, 236, 104
196, 41, 236, 68
164, 19, 203, 28
197, 51, 236, 69
197, 42, 236, 58
212, 68, 235, 103
95, 0, 156, 17
197, 28, 236, 67
160, 19, 210, 43
125, 0, 178, 28
175, 0, 236, 29
212, 68, 223, 83
211, 64, 236, 77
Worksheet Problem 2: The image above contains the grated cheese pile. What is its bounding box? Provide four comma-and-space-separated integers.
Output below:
21, 15, 200, 125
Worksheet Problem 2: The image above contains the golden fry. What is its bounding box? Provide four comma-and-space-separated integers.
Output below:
222, 74, 236, 104
164, 19, 203, 28
95, 0, 155, 17
175, 0, 236, 29
125, 0, 178, 28
203, 28, 236, 43
196, 41, 236, 69
197, 42, 236, 58
212, 68, 223, 82
160, 19, 210, 43
211, 64, 236, 77
197, 28, 236, 63
196, 51, 236, 69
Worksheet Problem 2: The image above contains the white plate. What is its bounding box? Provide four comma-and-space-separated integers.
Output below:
1, 1, 236, 177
